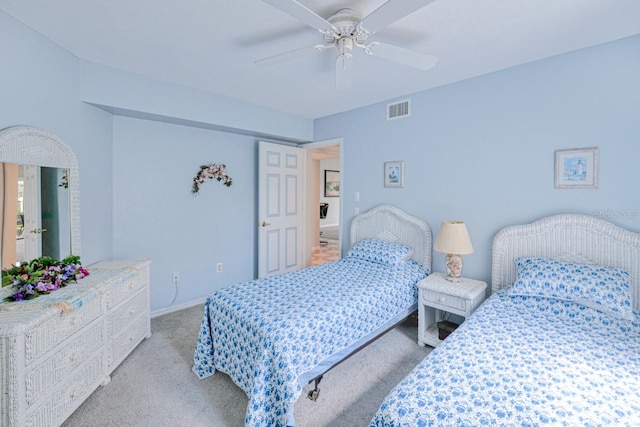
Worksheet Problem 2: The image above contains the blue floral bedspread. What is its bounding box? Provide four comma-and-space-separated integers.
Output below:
193, 258, 428, 427
371, 291, 640, 426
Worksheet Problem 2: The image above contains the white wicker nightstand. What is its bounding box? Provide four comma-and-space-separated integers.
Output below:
417, 272, 487, 347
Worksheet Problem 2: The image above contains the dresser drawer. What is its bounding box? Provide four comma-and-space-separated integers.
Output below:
105, 266, 149, 310
421, 289, 466, 312
106, 287, 148, 338
24, 295, 104, 365
108, 311, 149, 372
26, 319, 104, 407
25, 352, 104, 427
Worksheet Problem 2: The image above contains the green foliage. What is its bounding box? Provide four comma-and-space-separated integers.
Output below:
2, 255, 89, 302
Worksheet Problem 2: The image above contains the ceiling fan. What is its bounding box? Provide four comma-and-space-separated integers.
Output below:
256, 0, 439, 89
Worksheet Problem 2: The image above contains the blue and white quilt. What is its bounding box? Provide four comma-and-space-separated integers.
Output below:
370, 291, 640, 426
193, 257, 428, 427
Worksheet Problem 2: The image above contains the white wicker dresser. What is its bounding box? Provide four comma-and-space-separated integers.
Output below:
0, 259, 151, 427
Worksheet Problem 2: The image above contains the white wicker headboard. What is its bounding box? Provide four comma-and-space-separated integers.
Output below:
350, 204, 432, 269
492, 214, 640, 310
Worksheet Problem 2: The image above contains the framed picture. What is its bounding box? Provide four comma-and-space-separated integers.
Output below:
324, 170, 340, 197
384, 161, 404, 188
554, 147, 598, 189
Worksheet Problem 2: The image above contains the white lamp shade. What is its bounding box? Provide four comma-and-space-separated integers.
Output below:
434, 221, 474, 255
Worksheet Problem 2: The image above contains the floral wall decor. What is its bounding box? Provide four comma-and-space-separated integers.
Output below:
192, 163, 233, 194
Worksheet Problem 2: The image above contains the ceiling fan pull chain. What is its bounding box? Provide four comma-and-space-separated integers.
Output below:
338, 38, 353, 56
337, 54, 349, 70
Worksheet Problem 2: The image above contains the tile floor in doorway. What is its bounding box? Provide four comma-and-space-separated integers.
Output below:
311, 239, 340, 266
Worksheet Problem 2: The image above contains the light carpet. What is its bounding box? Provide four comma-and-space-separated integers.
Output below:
63, 304, 432, 427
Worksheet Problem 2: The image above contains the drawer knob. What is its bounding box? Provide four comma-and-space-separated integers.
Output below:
439, 297, 445, 303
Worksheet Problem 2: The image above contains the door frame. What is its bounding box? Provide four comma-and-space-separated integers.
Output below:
303, 138, 343, 266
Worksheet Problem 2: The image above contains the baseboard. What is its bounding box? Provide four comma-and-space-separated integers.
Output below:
151, 297, 207, 318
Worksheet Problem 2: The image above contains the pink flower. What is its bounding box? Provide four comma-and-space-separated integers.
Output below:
192, 163, 232, 194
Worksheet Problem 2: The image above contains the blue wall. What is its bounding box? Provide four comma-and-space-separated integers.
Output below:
112, 117, 258, 310
1, 11, 312, 311
315, 35, 640, 284
0, 11, 115, 264
4, 8, 640, 310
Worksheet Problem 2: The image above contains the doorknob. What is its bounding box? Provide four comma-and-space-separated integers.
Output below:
30, 228, 47, 234
261, 221, 271, 227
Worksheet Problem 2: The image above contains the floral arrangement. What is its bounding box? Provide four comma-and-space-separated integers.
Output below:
2, 255, 90, 302
192, 163, 232, 194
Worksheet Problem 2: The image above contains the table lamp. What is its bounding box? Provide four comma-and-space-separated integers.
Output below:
434, 221, 474, 281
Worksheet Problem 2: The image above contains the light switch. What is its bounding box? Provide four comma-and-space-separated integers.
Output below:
354, 192, 360, 202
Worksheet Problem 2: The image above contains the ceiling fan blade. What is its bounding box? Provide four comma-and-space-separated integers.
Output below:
263, 0, 336, 33
366, 42, 438, 70
255, 44, 329, 67
335, 55, 353, 90
361, 0, 437, 34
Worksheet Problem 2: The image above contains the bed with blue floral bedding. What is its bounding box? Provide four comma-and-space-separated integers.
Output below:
371, 290, 640, 426
193, 236, 429, 426
371, 214, 640, 427
194, 251, 428, 426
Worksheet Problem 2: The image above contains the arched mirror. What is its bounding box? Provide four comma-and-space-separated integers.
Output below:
0, 126, 80, 268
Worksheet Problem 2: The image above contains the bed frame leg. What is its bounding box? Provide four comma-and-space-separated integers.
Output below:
307, 375, 323, 401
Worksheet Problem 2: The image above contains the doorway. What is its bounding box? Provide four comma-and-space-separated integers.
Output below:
304, 139, 342, 266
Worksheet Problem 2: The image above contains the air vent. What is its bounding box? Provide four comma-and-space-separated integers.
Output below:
387, 99, 411, 120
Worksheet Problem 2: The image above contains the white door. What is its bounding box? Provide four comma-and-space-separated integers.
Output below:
22, 165, 42, 261
258, 141, 305, 278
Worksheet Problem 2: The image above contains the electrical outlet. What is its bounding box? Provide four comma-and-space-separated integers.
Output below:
172, 271, 179, 285
216, 262, 223, 273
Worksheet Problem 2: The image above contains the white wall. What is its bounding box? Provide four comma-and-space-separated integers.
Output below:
319, 158, 340, 227
315, 34, 640, 284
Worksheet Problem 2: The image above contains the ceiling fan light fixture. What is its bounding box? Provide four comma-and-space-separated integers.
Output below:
339, 38, 354, 56
259, 0, 440, 89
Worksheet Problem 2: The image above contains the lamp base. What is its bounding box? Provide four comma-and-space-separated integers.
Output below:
444, 253, 464, 281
